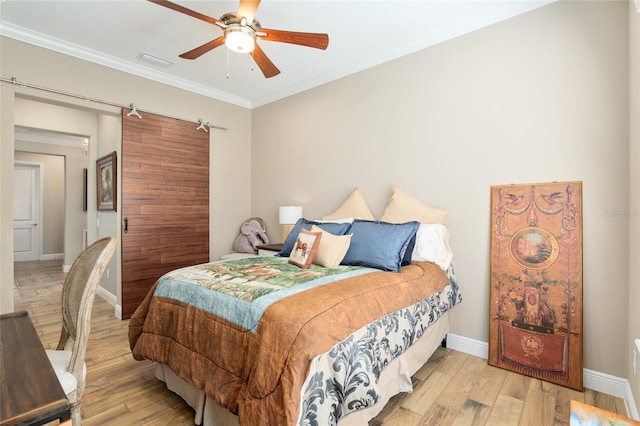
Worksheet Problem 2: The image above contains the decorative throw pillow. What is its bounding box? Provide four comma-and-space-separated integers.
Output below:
288, 229, 322, 269
381, 185, 450, 224
341, 219, 420, 272
310, 225, 352, 268
322, 187, 375, 221
279, 218, 351, 257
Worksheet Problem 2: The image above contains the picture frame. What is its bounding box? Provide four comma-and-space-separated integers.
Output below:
488, 181, 583, 390
97, 151, 117, 212
570, 400, 639, 425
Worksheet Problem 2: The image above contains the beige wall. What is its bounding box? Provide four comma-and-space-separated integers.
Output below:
14, 151, 65, 257
628, 0, 640, 412
1, 85, 15, 313
0, 38, 253, 313
252, 0, 630, 380
96, 114, 122, 298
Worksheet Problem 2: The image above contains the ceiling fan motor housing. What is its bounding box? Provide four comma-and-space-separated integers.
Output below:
220, 12, 261, 31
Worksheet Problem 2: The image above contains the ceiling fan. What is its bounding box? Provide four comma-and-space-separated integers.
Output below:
148, 0, 329, 78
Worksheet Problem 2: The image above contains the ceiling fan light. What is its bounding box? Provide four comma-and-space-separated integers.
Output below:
225, 26, 256, 53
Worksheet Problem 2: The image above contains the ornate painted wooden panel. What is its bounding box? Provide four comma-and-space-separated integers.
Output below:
489, 181, 583, 390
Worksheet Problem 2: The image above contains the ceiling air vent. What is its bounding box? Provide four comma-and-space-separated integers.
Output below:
137, 52, 173, 68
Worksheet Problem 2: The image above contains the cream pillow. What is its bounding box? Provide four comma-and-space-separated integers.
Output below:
381, 185, 450, 224
310, 225, 352, 268
322, 187, 375, 221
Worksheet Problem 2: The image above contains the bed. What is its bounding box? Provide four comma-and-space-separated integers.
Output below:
129, 216, 462, 425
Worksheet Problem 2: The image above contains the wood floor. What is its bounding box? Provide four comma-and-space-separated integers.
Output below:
13, 259, 630, 426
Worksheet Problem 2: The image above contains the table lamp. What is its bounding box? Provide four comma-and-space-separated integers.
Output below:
279, 205, 303, 241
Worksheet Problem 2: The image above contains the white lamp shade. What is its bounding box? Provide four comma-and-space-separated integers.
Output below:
279, 206, 303, 225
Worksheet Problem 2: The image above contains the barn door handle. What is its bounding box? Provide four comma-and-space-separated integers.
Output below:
124, 217, 129, 233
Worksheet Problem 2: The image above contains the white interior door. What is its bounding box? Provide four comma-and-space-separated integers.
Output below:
14, 163, 40, 261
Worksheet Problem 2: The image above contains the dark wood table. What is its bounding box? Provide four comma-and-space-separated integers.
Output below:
0, 311, 71, 426
256, 243, 284, 255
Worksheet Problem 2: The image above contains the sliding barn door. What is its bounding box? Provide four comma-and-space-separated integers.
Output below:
121, 110, 209, 319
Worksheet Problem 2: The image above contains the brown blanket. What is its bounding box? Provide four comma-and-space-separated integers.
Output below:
129, 260, 449, 425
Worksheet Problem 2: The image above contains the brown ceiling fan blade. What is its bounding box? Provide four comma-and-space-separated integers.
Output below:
179, 37, 225, 60
252, 44, 280, 78
148, 0, 222, 26
260, 28, 329, 50
236, 0, 261, 23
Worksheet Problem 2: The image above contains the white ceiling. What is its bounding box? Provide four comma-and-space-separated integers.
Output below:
1, 0, 554, 109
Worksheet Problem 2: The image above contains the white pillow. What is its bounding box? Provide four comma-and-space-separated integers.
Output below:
412, 224, 453, 270
313, 217, 354, 224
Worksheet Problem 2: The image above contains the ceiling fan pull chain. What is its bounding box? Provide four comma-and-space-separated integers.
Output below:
226, 47, 230, 79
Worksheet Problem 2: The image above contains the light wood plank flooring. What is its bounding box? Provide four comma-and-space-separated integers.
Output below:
13, 260, 630, 425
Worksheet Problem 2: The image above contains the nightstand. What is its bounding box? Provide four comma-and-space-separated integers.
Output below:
256, 243, 283, 256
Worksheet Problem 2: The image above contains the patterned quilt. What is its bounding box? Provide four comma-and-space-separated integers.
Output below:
129, 257, 460, 425
155, 257, 373, 331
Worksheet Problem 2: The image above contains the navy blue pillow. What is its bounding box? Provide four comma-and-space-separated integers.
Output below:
341, 220, 420, 272
402, 232, 417, 266
278, 218, 351, 257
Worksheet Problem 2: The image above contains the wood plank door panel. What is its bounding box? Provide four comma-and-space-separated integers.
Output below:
121, 111, 209, 319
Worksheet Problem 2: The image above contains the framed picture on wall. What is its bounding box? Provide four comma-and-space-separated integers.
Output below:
97, 151, 117, 211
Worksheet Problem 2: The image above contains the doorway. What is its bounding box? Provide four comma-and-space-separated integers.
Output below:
14, 126, 86, 265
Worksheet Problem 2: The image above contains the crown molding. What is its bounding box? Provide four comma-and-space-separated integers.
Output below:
1, 22, 252, 109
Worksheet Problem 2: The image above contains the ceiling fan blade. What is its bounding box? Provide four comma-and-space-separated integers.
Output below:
259, 28, 329, 50
179, 37, 225, 60
148, 0, 223, 27
252, 44, 280, 78
236, 0, 261, 23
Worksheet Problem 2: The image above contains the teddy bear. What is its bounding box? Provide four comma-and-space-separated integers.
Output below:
233, 219, 269, 254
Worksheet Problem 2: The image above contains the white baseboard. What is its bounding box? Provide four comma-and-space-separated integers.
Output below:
40, 253, 63, 261
96, 286, 122, 320
583, 369, 639, 420
96, 285, 116, 306
447, 332, 488, 359
63, 264, 71, 273
447, 333, 639, 420
626, 381, 640, 420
